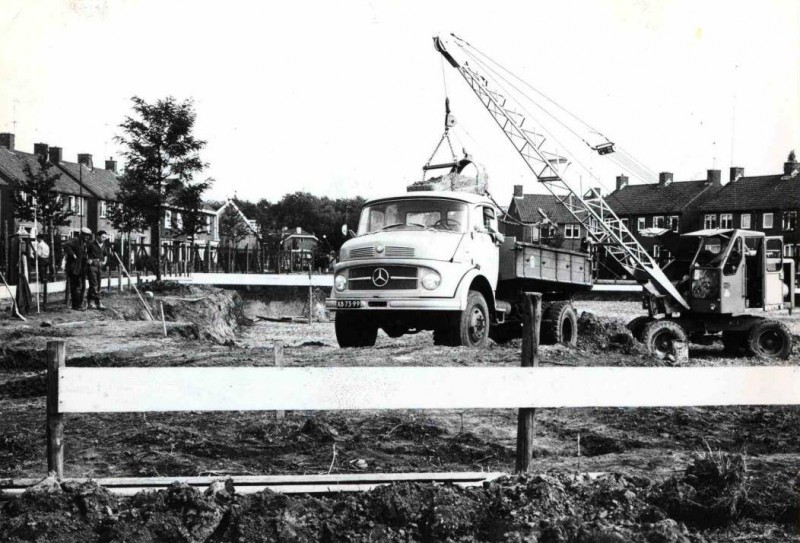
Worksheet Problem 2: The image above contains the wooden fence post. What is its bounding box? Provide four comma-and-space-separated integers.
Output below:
515, 292, 542, 473
46, 340, 65, 479
274, 341, 285, 420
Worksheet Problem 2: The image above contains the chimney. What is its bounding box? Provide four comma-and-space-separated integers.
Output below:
658, 172, 673, 186
0, 133, 14, 150
729, 167, 744, 183
513, 184, 523, 197
615, 174, 629, 191
77, 153, 93, 170
706, 169, 721, 186
784, 150, 798, 177
105, 157, 117, 173
49, 146, 62, 164
33, 143, 48, 159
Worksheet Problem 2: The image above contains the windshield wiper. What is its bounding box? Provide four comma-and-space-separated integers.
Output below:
378, 223, 406, 231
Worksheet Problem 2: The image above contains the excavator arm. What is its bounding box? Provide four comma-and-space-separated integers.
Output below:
434, 35, 689, 313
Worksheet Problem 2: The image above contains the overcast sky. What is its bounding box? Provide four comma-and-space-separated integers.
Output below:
1, 0, 797, 205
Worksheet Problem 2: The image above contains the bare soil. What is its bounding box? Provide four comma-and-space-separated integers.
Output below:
0, 286, 798, 541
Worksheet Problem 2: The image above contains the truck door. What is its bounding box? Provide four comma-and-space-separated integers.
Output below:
472, 205, 500, 288
764, 237, 785, 307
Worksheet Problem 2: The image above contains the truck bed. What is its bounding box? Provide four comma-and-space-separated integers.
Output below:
498, 237, 593, 293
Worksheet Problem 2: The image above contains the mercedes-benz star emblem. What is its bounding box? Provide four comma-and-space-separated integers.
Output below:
372, 267, 390, 288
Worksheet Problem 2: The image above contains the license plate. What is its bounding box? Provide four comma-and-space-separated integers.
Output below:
336, 300, 362, 309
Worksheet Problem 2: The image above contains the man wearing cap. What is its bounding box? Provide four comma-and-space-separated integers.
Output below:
63, 228, 90, 310
86, 230, 108, 309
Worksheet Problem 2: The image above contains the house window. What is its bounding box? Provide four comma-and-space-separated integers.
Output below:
637, 217, 646, 231
763, 213, 773, 229
99, 200, 107, 218
720, 213, 733, 229
782, 211, 797, 232
164, 210, 172, 230
564, 224, 580, 239
669, 216, 679, 232
740, 213, 751, 229
784, 244, 794, 258
704, 214, 717, 229
652, 245, 661, 258
653, 216, 665, 228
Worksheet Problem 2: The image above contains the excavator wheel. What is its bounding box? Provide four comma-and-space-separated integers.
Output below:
626, 316, 652, 342
541, 301, 578, 347
746, 320, 792, 359
640, 320, 688, 362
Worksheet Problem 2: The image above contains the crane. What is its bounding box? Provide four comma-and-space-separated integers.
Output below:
434, 34, 688, 315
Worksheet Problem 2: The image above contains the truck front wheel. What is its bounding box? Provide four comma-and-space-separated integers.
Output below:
335, 312, 378, 348
456, 291, 490, 348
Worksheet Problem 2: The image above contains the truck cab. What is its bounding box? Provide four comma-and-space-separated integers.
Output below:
326, 191, 503, 347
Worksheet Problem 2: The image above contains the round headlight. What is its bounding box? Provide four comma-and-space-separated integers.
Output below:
334, 274, 348, 292
421, 270, 441, 290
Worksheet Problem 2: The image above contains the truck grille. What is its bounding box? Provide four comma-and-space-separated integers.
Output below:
348, 245, 416, 259
348, 265, 418, 290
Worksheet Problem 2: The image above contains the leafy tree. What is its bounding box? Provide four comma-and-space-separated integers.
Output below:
12, 154, 74, 237
171, 179, 213, 271
789, 150, 796, 162
115, 96, 207, 280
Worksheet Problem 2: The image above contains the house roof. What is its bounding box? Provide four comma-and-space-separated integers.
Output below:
697, 174, 800, 212
509, 193, 581, 224
215, 199, 259, 236
605, 179, 721, 216
0, 148, 88, 196
57, 162, 120, 201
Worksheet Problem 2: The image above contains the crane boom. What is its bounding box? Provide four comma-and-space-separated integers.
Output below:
434, 35, 689, 312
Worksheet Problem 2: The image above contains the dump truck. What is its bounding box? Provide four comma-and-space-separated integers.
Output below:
326, 189, 592, 347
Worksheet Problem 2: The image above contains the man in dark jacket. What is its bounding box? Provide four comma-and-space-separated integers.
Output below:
86, 230, 108, 309
63, 228, 90, 310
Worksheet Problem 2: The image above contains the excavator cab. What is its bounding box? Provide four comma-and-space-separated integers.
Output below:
684, 229, 789, 315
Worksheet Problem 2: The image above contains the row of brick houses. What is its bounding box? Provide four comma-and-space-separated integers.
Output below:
0, 132, 264, 278
505, 153, 800, 278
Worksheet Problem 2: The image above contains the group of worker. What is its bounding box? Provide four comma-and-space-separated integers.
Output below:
62, 227, 110, 311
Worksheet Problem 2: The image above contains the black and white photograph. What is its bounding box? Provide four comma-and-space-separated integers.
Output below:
0, 0, 798, 541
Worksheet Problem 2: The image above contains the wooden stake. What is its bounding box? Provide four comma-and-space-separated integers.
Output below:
515, 292, 542, 473
274, 341, 285, 420
112, 251, 154, 320
46, 340, 65, 479
160, 301, 167, 337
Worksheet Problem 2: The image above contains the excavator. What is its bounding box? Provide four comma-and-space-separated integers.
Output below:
434, 34, 794, 359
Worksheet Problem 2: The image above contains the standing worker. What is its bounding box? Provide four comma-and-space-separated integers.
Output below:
86, 230, 108, 310
63, 228, 90, 311
34, 233, 51, 284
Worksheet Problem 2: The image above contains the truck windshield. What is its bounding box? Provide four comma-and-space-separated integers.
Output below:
357, 199, 468, 235
693, 235, 732, 267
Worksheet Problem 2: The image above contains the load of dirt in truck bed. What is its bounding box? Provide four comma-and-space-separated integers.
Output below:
1, 452, 795, 542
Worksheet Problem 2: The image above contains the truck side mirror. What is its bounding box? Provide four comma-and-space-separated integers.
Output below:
341, 224, 349, 237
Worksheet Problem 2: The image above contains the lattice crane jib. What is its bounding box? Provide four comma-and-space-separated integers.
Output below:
433, 36, 689, 312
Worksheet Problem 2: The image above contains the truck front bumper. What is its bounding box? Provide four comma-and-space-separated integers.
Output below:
325, 297, 462, 311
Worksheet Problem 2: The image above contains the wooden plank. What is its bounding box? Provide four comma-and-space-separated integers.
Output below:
516, 292, 541, 473
58, 366, 800, 413
46, 341, 65, 479
1, 471, 504, 489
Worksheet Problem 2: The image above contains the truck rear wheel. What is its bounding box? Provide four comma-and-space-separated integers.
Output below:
641, 320, 688, 362
335, 312, 378, 348
746, 320, 792, 359
541, 301, 578, 346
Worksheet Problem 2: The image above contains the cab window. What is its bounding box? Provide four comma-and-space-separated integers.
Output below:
723, 238, 743, 276
481, 206, 498, 232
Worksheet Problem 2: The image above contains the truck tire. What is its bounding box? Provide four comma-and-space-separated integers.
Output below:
452, 290, 490, 348
626, 316, 651, 342
746, 320, 792, 359
641, 320, 688, 362
335, 312, 378, 348
541, 301, 578, 346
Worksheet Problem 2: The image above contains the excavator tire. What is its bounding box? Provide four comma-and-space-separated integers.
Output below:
540, 301, 578, 346
335, 312, 378, 348
746, 320, 792, 359
641, 319, 688, 362
626, 316, 652, 342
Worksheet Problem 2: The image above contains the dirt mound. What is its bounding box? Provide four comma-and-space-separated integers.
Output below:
577, 312, 646, 356
3, 469, 795, 542
237, 286, 331, 322
159, 286, 249, 345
